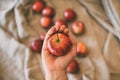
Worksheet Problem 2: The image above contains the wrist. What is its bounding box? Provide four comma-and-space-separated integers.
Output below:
45, 70, 68, 80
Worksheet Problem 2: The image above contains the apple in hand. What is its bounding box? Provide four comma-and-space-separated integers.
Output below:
77, 42, 88, 57
32, 1, 45, 13
30, 39, 43, 52
66, 59, 79, 73
64, 9, 76, 21
48, 33, 72, 56
71, 21, 85, 35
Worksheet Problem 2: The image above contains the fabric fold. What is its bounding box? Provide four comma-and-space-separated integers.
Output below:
0, 0, 120, 80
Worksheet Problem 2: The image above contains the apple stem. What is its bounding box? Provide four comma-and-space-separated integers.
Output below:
56, 33, 60, 42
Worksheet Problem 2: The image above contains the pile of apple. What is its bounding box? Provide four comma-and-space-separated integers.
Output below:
30, 0, 88, 74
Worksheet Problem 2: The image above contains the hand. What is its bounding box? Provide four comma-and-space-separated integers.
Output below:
41, 25, 77, 80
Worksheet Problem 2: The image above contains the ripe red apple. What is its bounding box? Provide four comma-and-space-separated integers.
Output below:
71, 21, 85, 35
42, 6, 54, 17
40, 32, 46, 40
32, 1, 45, 13
66, 59, 79, 73
40, 16, 52, 28
77, 42, 88, 57
30, 39, 43, 52
54, 19, 66, 26
64, 9, 76, 21
48, 33, 72, 56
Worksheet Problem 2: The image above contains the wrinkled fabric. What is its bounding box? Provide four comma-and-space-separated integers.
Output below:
0, 0, 120, 80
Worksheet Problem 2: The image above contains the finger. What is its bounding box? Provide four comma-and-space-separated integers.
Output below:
69, 35, 76, 45
45, 27, 56, 40
55, 25, 60, 31
59, 25, 66, 33
42, 27, 56, 49
63, 28, 69, 34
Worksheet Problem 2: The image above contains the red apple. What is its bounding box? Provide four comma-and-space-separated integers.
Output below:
42, 6, 54, 17
30, 39, 43, 52
71, 21, 85, 35
40, 16, 52, 28
64, 9, 76, 21
48, 33, 71, 56
54, 19, 66, 26
40, 32, 46, 40
77, 42, 88, 57
32, 1, 45, 13
66, 59, 79, 73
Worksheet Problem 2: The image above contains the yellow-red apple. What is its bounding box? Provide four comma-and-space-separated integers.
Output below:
77, 42, 88, 57
71, 21, 85, 35
48, 33, 71, 56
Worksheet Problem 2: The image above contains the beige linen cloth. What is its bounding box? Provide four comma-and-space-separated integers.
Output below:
0, 0, 120, 80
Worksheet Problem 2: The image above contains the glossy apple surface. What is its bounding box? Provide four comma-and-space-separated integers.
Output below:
48, 33, 71, 56
40, 16, 52, 28
42, 6, 54, 17
66, 59, 79, 73
30, 39, 43, 52
77, 42, 88, 57
32, 1, 45, 13
64, 9, 76, 21
71, 21, 85, 35
55, 19, 66, 26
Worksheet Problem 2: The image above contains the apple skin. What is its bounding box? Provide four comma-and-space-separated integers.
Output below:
48, 33, 72, 56
77, 42, 88, 57
71, 21, 85, 35
66, 59, 79, 73
64, 9, 76, 21
32, 1, 45, 13
55, 19, 66, 26
42, 6, 54, 17
40, 16, 52, 28
30, 39, 43, 52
